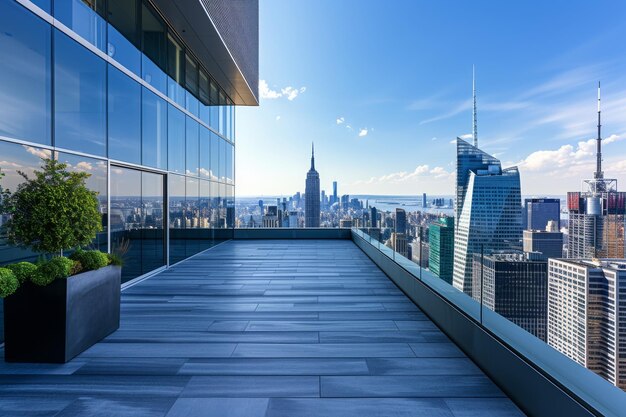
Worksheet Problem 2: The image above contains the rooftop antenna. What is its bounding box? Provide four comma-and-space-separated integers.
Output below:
472, 65, 478, 148
594, 82, 603, 180
311, 142, 315, 170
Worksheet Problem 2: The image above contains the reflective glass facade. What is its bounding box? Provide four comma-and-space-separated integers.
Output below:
0, 0, 237, 292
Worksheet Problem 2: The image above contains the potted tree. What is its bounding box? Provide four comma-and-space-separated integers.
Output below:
0, 159, 122, 363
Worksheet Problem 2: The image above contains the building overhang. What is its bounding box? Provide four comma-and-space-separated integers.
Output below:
151, 0, 259, 106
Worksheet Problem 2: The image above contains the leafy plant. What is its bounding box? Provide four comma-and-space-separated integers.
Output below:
0, 268, 19, 298
5, 262, 37, 284
107, 253, 124, 267
70, 260, 83, 276
31, 257, 74, 286
0, 159, 102, 256
70, 249, 108, 271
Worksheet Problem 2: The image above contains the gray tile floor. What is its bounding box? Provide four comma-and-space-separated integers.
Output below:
0, 240, 525, 416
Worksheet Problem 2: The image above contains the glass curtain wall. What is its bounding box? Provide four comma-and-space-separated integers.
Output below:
0, 0, 235, 280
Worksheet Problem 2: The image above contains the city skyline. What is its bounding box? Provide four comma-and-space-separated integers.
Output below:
237, 0, 626, 196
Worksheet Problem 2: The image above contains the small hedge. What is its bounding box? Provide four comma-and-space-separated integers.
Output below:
0, 268, 19, 298
107, 253, 123, 267
31, 257, 74, 286
70, 250, 109, 271
5, 262, 37, 284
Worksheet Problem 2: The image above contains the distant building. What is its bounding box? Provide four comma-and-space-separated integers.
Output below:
395, 208, 407, 235
305, 143, 320, 227
390, 232, 408, 258
371, 207, 378, 228
262, 205, 279, 228
412, 240, 429, 268
429, 217, 455, 284
422, 193, 427, 208
524, 198, 560, 230
339, 219, 353, 228
548, 258, 626, 389
567, 84, 626, 259
473, 252, 548, 341
453, 138, 522, 295
523, 230, 563, 260
332, 181, 338, 205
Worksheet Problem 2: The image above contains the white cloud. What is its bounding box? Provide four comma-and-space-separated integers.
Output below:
259, 80, 306, 101
276, 115, 281, 121
358, 128, 368, 137
458, 134, 473, 140
336, 117, 345, 125
519, 133, 625, 173
352, 165, 453, 186
23, 146, 51, 159
75, 161, 93, 171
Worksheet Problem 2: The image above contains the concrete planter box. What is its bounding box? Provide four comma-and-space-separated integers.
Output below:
3, 265, 121, 363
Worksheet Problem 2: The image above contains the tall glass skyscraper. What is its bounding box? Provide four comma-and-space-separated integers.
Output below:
429, 217, 455, 284
0, 0, 258, 283
524, 198, 560, 230
305, 143, 320, 227
453, 138, 522, 295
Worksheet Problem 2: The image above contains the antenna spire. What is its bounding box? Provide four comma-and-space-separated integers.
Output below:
595, 82, 603, 180
311, 142, 315, 170
472, 65, 478, 148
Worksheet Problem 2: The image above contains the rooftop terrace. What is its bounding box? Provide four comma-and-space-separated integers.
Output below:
0, 239, 522, 417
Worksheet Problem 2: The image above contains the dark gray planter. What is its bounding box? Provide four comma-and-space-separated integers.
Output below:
3, 265, 121, 363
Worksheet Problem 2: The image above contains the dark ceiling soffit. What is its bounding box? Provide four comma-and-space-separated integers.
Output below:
151, 0, 258, 106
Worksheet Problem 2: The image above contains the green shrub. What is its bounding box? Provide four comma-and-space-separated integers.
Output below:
5, 262, 37, 284
0, 159, 102, 255
107, 253, 124, 267
31, 257, 74, 286
0, 268, 19, 298
70, 250, 108, 271
70, 260, 83, 276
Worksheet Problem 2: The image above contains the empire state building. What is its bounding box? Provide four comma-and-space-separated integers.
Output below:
305, 143, 320, 227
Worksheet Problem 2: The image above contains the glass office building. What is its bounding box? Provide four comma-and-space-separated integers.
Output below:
0, 0, 258, 284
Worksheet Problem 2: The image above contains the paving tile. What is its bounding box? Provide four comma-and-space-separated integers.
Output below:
445, 398, 526, 417
232, 343, 416, 358
166, 398, 269, 417
266, 398, 455, 417
56, 397, 175, 417
320, 375, 505, 398
179, 358, 369, 375
181, 376, 319, 397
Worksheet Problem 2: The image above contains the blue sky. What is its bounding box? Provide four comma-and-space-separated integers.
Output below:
237, 0, 626, 197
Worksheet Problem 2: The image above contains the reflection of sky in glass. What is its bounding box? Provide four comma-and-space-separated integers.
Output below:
0, 142, 50, 191
56, 152, 107, 206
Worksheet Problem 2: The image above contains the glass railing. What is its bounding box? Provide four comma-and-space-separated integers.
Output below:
352, 226, 626, 417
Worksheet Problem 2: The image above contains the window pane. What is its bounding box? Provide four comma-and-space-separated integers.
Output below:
0, 1, 51, 145
108, 65, 141, 164
141, 54, 166, 94
31, 0, 52, 13
209, 180, 219, 228
219, 138, 226, 182
0, 142, 52, 266
110, 166, 142, 282
107, 0, 140, 73
185, 176, 202, 257
218, 90, 225, 136
168, 105, 185, 174
209, 81, 219, 130
142, 87, 167, 169
186, 91, 199, 117
142, 2, 166, 69
141, 171, 165, 274
107, 0, 139, 46
54, 30, 106, 156
107, 24, 140, 75
186, 117, 199, 177
167, 34, 185, 107
185, 54, 198, 95
199, 180, 210, 229
56, 152, 108, 253
210, 132, 219, 181
226, 185, 235, 228
168, 174, 186, 265
226, 142, 234, 184
54, 0, 106, 51
198, 70, 210, 125
199, 126, 210, 179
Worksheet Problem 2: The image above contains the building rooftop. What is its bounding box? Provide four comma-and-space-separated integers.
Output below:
0, 240, 522, 416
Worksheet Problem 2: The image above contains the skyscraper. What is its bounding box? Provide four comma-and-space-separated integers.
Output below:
523, 230, 563, 260
429, 217, 455, 284
548, 258, 626, 389
395, 208, 407, 235
473, 252, 548, 341
332, 181, 338, 206
524, 198, 560, 230
422, 193, 427, 208
453, 138, 522, 295
567, 84, 626, 259
305, 143, 320, 227
371, 206, 378, 228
